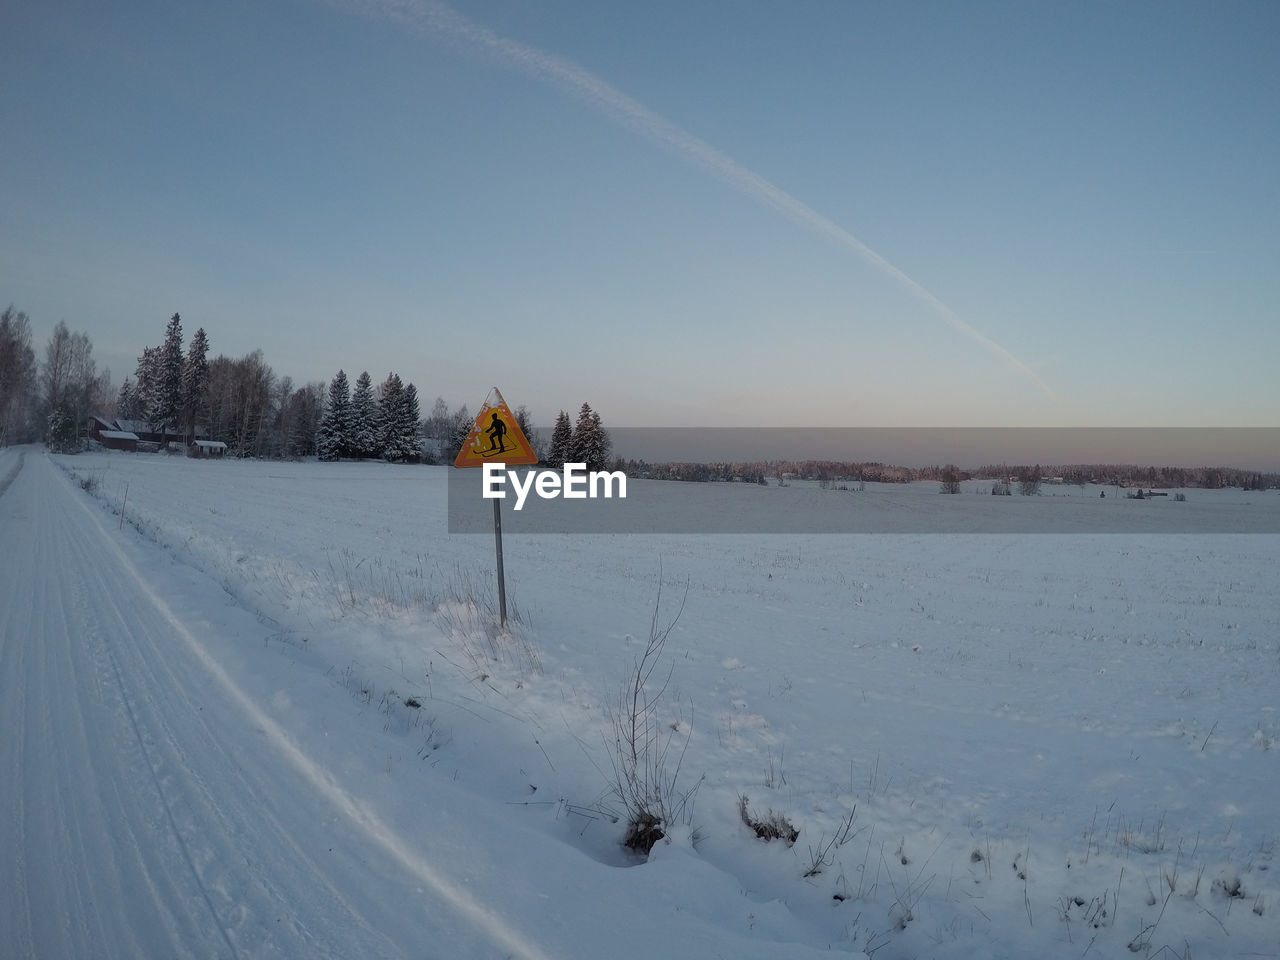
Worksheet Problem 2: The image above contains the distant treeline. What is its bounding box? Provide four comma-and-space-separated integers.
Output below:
614, 458, 1277, 491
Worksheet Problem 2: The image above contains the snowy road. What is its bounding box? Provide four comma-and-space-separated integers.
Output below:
0, 451, 531, 959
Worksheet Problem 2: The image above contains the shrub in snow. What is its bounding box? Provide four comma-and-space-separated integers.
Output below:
802, 806, 857, 877
605, 577, 701, 855
737, 794, 798, 844
1213, 868, 1245, 900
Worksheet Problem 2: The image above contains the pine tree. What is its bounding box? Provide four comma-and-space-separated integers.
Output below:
317, 369, 351, 461
513, 404, 543, 461
589, 408, 611, 469
116, 378, 141, 420
134, 345, 162, 426
181, 327, 209, 443
570, 403, 592, 465
547, 409, 572, 468
377, 372, 416, 462
349, 371, 377, 459
446, 404, 471, 462
401, 382, 421, 461
154, 312, 184, 445
570, 402, 610, 470
46, 405, 76, 453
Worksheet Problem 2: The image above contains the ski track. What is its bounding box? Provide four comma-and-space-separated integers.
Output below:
0, 451, 533, 959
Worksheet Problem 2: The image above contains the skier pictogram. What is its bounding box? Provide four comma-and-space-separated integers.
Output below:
453, 388, 538, 468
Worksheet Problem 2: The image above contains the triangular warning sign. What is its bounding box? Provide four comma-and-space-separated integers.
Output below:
453, 388, 539, 468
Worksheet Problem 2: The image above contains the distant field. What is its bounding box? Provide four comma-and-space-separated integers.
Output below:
449, 467, 1280, 533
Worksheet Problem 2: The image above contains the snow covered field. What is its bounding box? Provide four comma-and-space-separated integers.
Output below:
5, 446, 1279, 959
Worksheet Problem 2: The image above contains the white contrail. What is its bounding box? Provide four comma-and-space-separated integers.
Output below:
332, 0, 1056, 400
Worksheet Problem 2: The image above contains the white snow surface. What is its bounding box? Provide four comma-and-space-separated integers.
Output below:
4, 445, 1278, 959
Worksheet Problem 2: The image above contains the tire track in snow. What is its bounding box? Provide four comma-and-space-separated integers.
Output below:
1, 457, 36, 959
5, 453, 217, 958
4, 457, 405, 958
75, 540, 401, 958
91, 603, 244, 959
62, 462, 413, 955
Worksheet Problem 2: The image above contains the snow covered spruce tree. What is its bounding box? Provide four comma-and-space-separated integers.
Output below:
547, 409, 572, 468
317, 369, 351, 460
115, 378, 141, 420
570, 402, 611, 471
348, 371, 377, 459
445, 403, 470, 462
132, 345, 161, 425
590, 407, 611, 466
153, 312, 184, 447
402, 381, 421, 458
128, 311, 184, 447
376, 372, 419, 462
514, 404, 545, 461
180, 327, 209, 445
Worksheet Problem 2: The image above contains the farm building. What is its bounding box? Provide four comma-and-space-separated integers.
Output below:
188, 439, 228, 458
87, 415, 140, 452
97, 430, 140, 452
88, 415, 220, 455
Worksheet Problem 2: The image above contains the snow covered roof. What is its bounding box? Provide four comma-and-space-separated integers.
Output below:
99, 430, 139, 441
191, 440, 227, 450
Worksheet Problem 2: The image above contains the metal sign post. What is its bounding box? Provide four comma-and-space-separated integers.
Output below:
453, 387, 538, 630
492, 495, 507, 626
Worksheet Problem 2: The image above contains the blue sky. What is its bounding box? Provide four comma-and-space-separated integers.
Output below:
3, 0, 1277, 429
